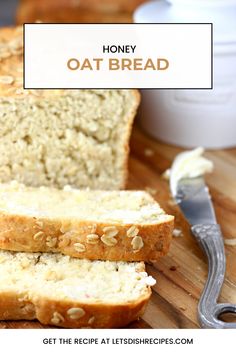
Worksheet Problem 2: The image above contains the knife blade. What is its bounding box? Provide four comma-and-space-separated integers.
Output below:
170, 174, 236, 328
173, 176, 217, 226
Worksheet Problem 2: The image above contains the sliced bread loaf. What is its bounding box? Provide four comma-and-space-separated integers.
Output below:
16, 0, 147, 25
0, 182, 174, 261
0, 250, 154, 328
0, 26, 139, 190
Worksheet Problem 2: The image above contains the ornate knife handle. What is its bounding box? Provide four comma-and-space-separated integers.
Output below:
191, 224, 236, 328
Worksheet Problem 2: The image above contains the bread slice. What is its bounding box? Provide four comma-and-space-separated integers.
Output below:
0, 250, 154, 328
0, 182, 174, 261
0, 26, 139, 190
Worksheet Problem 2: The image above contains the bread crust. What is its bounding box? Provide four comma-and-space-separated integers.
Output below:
121, 89, 141, 189
0, 261, 151, 328
0, 212, 173, 261
0, 291, 150, 329
17, 0, 146, 15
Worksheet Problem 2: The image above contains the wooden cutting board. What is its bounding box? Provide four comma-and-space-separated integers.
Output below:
1, 125, 236, 329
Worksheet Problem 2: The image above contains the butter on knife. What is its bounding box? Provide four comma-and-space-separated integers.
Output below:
163, 147, 214, 196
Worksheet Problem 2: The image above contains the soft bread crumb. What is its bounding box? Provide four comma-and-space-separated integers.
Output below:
0, 250, 152, 303
0, 182, 169, 224
0, 89, 137, 190
0, 27, 139, 190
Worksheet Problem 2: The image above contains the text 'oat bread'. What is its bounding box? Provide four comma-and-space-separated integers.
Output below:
0, 26, 140, 190
0, 250, 155, 328
0, 182, 174, 261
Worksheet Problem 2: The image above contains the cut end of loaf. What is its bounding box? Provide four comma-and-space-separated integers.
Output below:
0, 27, 140, 190
0, 89, 138, 190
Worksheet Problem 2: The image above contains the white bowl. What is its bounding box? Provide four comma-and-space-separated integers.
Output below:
134, 0, 236, 148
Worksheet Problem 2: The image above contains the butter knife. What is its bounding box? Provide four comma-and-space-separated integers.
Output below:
171, 175, 236, 328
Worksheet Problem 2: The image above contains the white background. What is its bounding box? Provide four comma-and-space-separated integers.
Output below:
24, 24, 212, 89
0, 329, 235, 353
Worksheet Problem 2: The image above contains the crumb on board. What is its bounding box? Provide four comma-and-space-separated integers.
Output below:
146, 260, 157, 265
172, 228, 183, 237
144, 148, 154, 157
224, 238, 236, 246
169, 266, 177, 271
162, 169, 170, 180
167, 199, 177, 207
179, 306, 187, 311
145, 187, 158, 196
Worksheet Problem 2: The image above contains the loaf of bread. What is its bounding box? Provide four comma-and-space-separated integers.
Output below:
0, 26, 140, 190
17, 0, 147, 14
0, 250, 155, 328
0, 181, 174, 261
16, 0, 147, 24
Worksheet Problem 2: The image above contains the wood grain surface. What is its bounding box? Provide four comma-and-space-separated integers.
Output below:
1, 125, 236, 329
